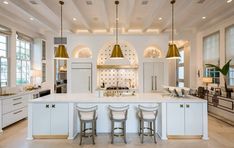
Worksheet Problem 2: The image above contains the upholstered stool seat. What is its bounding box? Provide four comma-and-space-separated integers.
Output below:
108, 105, 129, 144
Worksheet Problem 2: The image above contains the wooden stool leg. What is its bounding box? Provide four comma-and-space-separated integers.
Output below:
138, 119, 141, 136
124, 121, 127, 144
95, 119, 97, 136
80, 121, 83, 145
153, 120, 157, 144
111, 120, 114, 144
141, 120, 144, 144
92, 121, 95, 144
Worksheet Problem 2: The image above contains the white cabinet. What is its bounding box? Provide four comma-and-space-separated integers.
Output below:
70, 63, 92, 93
143, 62, 164, 92
1, 93, 32, 128
167, 103, 203, 136
32, 103, 68, 136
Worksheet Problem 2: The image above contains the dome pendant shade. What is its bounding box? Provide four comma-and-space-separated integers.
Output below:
54, 45, 69, 59
166, 44, 180, 59
111, 44, 124, 59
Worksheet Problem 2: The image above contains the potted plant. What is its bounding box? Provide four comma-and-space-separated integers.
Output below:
205, 59, 232, 98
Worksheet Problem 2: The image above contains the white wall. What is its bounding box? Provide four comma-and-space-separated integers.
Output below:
53, 33, 170, 93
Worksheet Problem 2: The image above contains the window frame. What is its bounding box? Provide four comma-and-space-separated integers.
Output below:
176, 48, 185, 87
16, 38, 32, 85
203, 31, 220, 85
225, 24, 234, 86
0, 33, 9, 87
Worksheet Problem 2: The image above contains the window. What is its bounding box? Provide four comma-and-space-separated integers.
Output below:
203, 32, 220, 84
176, 49, 184, 87
226, 25, 234, 86
0, 34, 8, 87
16, 34, 32, 85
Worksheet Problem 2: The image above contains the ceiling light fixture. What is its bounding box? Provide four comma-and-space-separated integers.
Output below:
110, 1, 124, 59
227, 0, 232, 3
202, 16, 206, 19
72, 17, 77, 21
54, 1, 69, 60
166, 0, 180, 59
158, 17, 162, 21
3, 1, 8, 4
30, 17, 34, 21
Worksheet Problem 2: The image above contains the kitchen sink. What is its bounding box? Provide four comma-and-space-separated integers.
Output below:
0, 93, 16, 96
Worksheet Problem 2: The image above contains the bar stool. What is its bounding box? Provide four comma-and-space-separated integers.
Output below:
76, 106, 98, 145
108, 105, 129, 144
137, 105, 158, 144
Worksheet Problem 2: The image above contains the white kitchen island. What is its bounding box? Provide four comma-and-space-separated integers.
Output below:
27, 93, 208, 140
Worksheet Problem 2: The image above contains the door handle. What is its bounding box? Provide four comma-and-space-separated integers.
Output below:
155, 76, 157, 90
151, 76, 154, 91
88, 76, 91, 92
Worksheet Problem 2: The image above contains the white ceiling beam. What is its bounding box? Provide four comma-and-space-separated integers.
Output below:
9, 0, 58, 32
142, 0, 166, 32
123, 0, 136, 30
71, 0, 92, 33
97, 0, 110, 30
40, 0, 76, 33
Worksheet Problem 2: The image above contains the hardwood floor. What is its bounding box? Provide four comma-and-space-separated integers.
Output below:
0, 116, 234, 148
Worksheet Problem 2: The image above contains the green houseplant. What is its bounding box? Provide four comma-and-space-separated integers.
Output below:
205, 59, 232, 98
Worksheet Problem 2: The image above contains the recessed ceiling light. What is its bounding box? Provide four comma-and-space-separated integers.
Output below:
86, 1, 92, 5
227, 0, 232, 3
73, 18, 77, 21
3, 1, 8, 4
158, 17, 162, 21
30, 17, 34, 21
142, 1, 148, 5
202, 16, 206, 19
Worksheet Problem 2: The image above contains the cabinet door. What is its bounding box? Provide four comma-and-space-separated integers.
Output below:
71, 68, 92, 93
167, 103, 185, 135
185, 103, 203, 135
143, 63, 154, 92
32, 103, 51, 135
50, 103, 68, 135
154, 62, 164, 91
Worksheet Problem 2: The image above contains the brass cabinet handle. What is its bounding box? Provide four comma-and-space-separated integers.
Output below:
186, 104, 190, 108
151, 76, 154, 91
180, 104, 184, 108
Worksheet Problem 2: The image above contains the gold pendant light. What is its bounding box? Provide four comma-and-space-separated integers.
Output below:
110, 0, 124, 59
166, 0, 180, 59
54, 1, 69, 60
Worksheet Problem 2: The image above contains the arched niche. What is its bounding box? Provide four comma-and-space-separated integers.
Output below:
72, 45, 92, 58
144, 45, 162, 58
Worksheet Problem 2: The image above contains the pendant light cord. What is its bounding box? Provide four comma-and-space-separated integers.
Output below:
59, 1, 64, 40
171, 0, 175, 44
115, 1, 119, 44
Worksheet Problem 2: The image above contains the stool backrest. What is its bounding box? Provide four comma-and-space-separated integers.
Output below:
108, 105, 129, 120
76, 105, 98, 120
138, 105, 158, 119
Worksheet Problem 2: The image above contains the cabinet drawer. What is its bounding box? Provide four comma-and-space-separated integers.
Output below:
2, 96, 27, 114
2, 107, 27, 128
